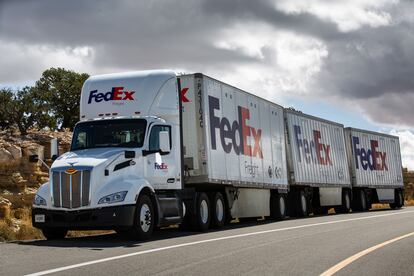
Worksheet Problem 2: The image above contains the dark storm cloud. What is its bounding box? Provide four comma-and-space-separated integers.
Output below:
1, 0, 414, 126
0, 0, 340, 70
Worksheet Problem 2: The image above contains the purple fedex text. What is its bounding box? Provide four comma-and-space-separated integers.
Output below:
353, 136, 388, 171
294, 125, 332, 166
88, 87, 135, 104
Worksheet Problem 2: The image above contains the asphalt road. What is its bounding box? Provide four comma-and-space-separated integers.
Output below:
1, 207, 414, 276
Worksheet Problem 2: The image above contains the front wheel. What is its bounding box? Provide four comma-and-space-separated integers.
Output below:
42, 228, 68, 240
130, 194, 155, 240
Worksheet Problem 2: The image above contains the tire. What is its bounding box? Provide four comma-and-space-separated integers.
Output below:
335, 189, 351, 214
356, 190, 367, 211
42, 228, 68, 240
390, 189, 403, 209
270, 193, 287, 220
398, 190, 404, 208
130, 194, 155, 240
295, 191, 309, 217
192, 192, 210, 231
211, 192, 226, 229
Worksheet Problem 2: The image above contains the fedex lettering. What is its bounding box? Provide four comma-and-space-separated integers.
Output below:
154, 162, 168, 170
294, 125, 332, 166
209, 96, 263, 159
353, 136, 388, 171
88, 87, 135, 104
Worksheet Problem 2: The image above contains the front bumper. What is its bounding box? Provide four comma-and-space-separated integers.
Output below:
32, 205, 136, 230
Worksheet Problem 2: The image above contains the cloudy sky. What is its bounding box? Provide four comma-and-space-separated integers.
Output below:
1, 0, 413, 169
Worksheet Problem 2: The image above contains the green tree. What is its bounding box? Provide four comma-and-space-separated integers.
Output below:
33, 68, 89, 130
0, 88, 14, 129
12, 87, 56, 135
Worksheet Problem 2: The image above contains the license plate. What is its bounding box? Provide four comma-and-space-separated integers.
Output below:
35, 214, 45, 223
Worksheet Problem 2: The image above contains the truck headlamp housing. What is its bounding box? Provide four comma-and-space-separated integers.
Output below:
33, 194, 47, 206
98, 191, 128, 204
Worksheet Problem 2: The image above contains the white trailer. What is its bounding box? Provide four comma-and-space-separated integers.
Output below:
31, 70, 289, 239
284, 109, 352, 216
180, 74, 288, 221
344, 128, 404, 210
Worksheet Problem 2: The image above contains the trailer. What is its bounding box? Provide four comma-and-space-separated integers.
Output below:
344, 128, 404, 210
284, 109, 352, 216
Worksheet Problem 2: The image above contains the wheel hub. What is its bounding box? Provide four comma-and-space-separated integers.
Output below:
140, 203, 151, 233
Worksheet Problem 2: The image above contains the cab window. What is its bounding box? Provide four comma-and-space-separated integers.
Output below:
149, 125, 171, 151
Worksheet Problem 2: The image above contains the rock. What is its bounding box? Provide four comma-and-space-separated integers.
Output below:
0, 148, 13, 163
0, 196, 12, 219
5, 144, 22, 160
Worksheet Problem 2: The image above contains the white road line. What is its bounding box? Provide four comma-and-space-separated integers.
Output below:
26, 209, 414, 276
320, 231, 414, 276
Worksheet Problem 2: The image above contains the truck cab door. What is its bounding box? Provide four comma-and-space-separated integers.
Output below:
144, 124, 180, 190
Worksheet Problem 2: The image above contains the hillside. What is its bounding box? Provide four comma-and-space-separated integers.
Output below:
0, 128, 72, 241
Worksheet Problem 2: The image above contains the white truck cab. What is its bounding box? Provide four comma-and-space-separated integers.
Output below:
32, 70, 185, 239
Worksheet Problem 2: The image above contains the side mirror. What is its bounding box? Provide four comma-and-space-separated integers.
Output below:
29, 154, 39, 163
159, 131, 170, 153
125, 150, 136, 159
50, 138, 59, 160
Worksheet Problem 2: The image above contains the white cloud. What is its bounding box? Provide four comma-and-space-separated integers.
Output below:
390, 129, 414, 170
0, 40, 95, 86
274, 0, 396, 32
211, 23, 328, 102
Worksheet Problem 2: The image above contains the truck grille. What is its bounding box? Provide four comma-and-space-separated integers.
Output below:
52, 170, 91, 208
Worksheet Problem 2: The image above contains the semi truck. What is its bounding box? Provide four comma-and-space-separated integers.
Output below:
31, 70, 404, 240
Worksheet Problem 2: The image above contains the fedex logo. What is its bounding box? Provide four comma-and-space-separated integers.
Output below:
353, 136, 388, 171
294, 125, 332, 166
88, 87, 135, 104
209, 96, 263, 159
154, 162, 168, 170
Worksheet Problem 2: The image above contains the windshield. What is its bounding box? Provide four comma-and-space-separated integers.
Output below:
71, 119, 147, 151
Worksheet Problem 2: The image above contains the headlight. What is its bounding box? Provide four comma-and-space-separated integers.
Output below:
98, 191, 128, 204
33, 194, 47, 206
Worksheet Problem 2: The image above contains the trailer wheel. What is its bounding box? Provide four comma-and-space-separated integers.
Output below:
270, 193, 287, 220
296, 191, 309, 217
335, 189, 351, 214
41, 228, 68, 240
356, 190, 367, 211
130, 194, 155, 240
390, 189, 403, 209
211, 192, 226, 228
192, 192, 211, 231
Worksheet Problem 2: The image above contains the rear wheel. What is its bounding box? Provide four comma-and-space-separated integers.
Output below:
354, 190, 367, 211
390, 189, 403, 209
270, 193, 287, 220
42, 228, 68, 240
211, 192, 226, 229
295, 191, 309, 217
130, 194, 155, 240
192, 192, 210, 231
335, 189, 351, 214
